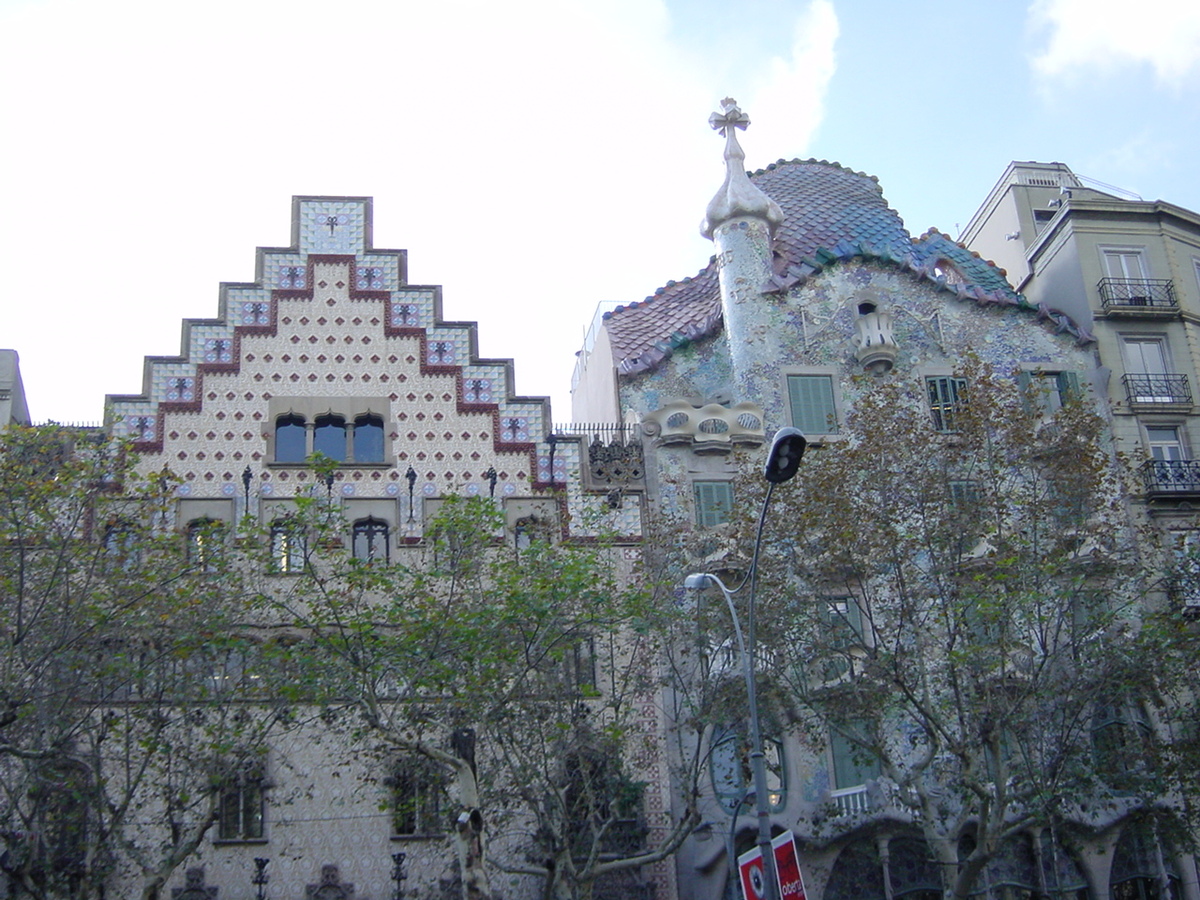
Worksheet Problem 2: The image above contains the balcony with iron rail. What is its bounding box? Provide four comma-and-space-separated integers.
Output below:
1122, 373, 1193, 409
1098, 278, 1178, 316
1141, 459, 1200, 499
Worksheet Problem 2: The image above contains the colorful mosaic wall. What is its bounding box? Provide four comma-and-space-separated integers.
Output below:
106, 197, 638, 540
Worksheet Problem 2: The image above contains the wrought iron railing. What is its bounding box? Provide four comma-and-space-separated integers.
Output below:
1122, 374, 1192, 405
554, 422, 635, 442
1141, 459, 1200, 496
1098, 278, 1177, 312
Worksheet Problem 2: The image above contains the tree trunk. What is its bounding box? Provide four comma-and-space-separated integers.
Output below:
445, 753, 491, 900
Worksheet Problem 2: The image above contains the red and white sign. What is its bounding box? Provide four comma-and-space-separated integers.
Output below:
737, 831, 807, 900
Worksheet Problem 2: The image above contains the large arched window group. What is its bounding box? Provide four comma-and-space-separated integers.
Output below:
273, 412, 386, 464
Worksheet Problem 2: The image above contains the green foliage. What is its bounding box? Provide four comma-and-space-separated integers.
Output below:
0, 426, 281, 900
670, 358, 1180, 898
264, 489, 680, 899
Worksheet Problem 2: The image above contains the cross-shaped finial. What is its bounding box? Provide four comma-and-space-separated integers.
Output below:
709, 97, 750, 136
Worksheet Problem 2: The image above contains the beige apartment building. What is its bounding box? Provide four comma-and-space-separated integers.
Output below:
962, 162, 1200, 559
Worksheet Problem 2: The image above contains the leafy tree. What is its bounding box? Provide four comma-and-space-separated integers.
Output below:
267, 490, 699, 900
0, 426, 281, 900
678, 359, 1188, 900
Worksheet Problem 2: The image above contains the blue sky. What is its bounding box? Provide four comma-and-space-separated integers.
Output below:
2, 0, 1198, 424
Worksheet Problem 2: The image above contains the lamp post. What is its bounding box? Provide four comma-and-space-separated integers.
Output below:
686, 426, 806, 900
252, 857, 269, 900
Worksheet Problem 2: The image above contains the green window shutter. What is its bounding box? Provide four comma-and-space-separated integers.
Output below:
1058, 371, 1081, 401
694, 481, 733, 527
788, 375, 837, 435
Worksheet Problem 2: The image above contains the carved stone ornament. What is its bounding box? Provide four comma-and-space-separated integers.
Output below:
854, 303, 898, 375
306, 864, 355, 900
172, 868, 218, 900
642, 400, 766, 453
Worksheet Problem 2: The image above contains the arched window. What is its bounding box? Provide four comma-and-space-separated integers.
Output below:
353, 414, 384, 463
352, 518, 389, 563
270, 520, 306, 573
103, 521, 139, 568
709, 725, 785, 812
186, 518, 226, 572
275, 414, 307, 463
1111, 823, 1180, 900
313, 414, 347, 462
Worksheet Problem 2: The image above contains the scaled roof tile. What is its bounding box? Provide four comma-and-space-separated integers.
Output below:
604, 160, 1092, 376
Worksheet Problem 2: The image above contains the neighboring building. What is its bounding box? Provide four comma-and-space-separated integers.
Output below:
572, 103, 1187, 900
961, 162, 1200, 555
0, 350, 30, 427
95, 197, 665, 900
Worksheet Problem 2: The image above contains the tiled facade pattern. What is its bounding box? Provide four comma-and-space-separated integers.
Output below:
101, 197, 659, 900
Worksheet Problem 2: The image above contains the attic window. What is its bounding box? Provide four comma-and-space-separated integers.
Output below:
858, 302, 877, 315
933, 261, 965, 286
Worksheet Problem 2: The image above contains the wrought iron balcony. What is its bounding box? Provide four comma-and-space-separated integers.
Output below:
1098, 278, 1177, 314
1141, 459, 1200, 498
1122, 373, 1192, 406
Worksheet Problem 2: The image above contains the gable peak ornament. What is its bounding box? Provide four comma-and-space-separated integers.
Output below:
701, 98, 784, 239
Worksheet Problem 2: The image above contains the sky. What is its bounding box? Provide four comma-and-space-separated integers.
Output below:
2, 0, 1199, 425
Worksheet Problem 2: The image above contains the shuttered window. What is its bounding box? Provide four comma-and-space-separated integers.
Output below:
694, 481, 733, 527
787, 375, 838, 435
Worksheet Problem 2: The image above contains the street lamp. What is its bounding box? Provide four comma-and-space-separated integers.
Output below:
686, 426, 806, 900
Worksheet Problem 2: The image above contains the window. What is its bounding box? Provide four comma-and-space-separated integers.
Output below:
352, 517, 390, 563
1093, 697, 1152, 791
269, 520, 306, 573
1123, 337, 1169, 378
820, 598, 865, 681
1110, 824, 1180, 900
1147, 426, 1186, 462
1018, 370, 1080, 415
103, 521, 139, 568
535, 637, 597, 695
313, 414, 347, 462
694, 481, 733, 527
274, 414, 307, 463
710, 726, 785, 812
186, 518, 226, 572
217, 767, 265, 841
1104, 249, 1148, 281
787, 374, 838, 435
274, 409, 388, 464
353, 414, 385, 463
926, 376, 966, 432
830, 725, 880, 790
390, 761, 446, 836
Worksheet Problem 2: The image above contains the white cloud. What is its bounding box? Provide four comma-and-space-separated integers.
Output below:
1029, 0, 1200, 86
745, 0, 840, 165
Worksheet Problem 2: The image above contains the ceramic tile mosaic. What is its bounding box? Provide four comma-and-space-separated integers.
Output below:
267, 253, 308, 289
298, 200, 367, 256
390, 289, 435, 328
360, 255, 400, 289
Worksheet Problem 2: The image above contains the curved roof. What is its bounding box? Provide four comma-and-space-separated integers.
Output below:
603, 159, 1093, 377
